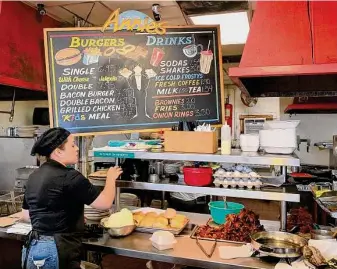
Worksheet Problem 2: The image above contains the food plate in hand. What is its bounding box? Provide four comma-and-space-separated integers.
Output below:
121, 143, 152, 151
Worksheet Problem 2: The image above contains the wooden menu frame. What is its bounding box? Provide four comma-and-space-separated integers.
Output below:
44, 25, 225, 136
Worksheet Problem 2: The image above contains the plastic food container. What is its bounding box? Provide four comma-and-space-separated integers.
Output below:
264, 120, 300, 129
150, 231, 177, 250
240, 134, 259, 152
208, 201, 244, 224
183, 167, 213, 186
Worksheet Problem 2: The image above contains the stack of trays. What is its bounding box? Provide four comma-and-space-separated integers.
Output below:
16, 126, 38, 137
34, 126, 50, 137
88, 170, 107, 181
84, 205, 109, 221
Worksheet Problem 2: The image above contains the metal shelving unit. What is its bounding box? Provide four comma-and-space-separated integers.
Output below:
89, 179, 300, 203
91, 149, 300, 167
89, 149, 301, 231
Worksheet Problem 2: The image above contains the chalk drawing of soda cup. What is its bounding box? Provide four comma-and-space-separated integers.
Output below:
150, 48, 165, 67
199, 50, 213, 75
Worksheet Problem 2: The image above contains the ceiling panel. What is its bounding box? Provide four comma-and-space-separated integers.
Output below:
88, 3, 112, 25
177, 1, 249, 16
61, 2, 98, 25
24, 0, 185, 26
37, 1, 90, 7
45, 6, 75, 24
103, 0, 177, 12
23, 1, 246, 56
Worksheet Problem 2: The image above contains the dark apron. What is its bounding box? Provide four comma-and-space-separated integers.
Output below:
24, 231, 82, 269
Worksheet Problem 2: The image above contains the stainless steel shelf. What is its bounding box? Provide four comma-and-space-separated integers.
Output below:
90, 179, 300, 202
91, 149, 300, 167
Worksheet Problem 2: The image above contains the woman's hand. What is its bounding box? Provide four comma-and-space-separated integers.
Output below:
91, 166, 123, 210
107, 166, 123, 181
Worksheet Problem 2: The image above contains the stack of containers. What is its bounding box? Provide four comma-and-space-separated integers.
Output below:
259, 120, 300, 154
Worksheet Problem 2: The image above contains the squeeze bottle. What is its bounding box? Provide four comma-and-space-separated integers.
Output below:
221, 122, 231, 155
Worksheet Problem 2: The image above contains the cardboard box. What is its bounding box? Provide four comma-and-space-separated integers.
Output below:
228, 198, 280, 221
164, 131, 218, 154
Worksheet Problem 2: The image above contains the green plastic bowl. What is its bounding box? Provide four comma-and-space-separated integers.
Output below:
208, 201, 244, 224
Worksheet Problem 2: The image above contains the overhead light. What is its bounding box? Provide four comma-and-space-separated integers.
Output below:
190, 12, 250, 45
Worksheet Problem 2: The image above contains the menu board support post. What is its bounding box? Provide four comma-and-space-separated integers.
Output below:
44, 26, 224, 136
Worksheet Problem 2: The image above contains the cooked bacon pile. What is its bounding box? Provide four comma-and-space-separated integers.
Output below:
196, 209, 264, 242
287, 207, 313, 234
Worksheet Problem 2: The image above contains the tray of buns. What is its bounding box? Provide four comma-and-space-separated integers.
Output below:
132, 208, 189, 235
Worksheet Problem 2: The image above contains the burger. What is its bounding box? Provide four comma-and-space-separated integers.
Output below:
55, 48, 81, 66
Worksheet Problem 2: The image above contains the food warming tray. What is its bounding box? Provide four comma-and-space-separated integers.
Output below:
135, 222, 189, 235
190, 221, 245, 244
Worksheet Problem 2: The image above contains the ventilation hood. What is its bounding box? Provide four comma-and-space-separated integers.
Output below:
229, 1, 337, 98
285, 97, 337, 114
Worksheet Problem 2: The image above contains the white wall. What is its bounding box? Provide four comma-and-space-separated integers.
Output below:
228, 87, 334, 167
280, 98, 336, 166
227, 85, 280, 141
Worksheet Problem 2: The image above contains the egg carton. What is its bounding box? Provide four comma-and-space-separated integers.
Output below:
213, 169, 260, 180
213, 178, 262, 190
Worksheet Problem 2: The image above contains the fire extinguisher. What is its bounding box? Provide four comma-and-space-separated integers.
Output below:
225, 95, 233, 129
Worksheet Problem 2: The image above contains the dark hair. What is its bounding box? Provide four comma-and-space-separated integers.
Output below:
43, 138, 68, 159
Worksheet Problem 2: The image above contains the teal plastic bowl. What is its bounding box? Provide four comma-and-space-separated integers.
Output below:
208, 201, 244, 224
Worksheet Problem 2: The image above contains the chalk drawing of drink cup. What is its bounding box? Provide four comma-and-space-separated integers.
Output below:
150, 48, 165, 67
183, 44, 203, 58
200, 50, 213, 75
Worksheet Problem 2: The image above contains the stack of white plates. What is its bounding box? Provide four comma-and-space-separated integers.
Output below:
16, 126, 38, 137
120, 193, 140, 208
84, 205, 109, 221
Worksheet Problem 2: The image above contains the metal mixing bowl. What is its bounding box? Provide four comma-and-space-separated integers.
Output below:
106, 225, 136, 237
100, 217, 136, 237
311, 229, 334, 240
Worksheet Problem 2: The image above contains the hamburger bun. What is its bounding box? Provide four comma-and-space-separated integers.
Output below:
164, 208, 177, 219
55, 48, 81, 66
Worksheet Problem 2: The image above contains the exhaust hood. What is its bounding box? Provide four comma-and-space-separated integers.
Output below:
285, 97, 337, 114
229, 1, 337, 98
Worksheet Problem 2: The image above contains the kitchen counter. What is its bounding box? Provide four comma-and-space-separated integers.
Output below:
0, 213, 280, 269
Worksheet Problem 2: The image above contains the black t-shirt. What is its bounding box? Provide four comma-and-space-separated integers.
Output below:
22, 160, 101, 235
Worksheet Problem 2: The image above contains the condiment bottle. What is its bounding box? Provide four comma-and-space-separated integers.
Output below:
221, 122, 231, 155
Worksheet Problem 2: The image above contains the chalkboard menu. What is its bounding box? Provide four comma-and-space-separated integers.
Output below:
44, 26, 224, 135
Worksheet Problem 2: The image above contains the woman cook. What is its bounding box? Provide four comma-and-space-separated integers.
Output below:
21, 127, 122, 269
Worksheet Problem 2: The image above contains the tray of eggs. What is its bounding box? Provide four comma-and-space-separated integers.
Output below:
213, 167, 262, 189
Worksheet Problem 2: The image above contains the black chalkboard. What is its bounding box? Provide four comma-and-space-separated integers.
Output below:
44, 26, 224, 135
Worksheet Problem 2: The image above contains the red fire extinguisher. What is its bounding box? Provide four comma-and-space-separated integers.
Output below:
225, 95, 233, 129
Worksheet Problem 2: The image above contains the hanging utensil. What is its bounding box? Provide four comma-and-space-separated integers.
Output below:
223, 196, 228, 209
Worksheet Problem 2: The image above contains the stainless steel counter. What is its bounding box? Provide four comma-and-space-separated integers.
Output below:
91, 149, 300, 167
84, 213, 280, 269
0, 213, 280, 269
84, 232, 277, 269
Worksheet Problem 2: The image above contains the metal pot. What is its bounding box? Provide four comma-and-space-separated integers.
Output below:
311, 229, 336, 240
250, 231, 308, 258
